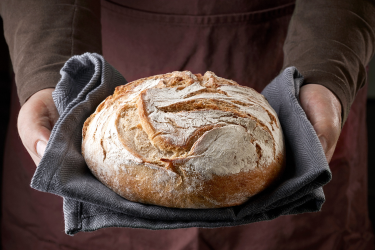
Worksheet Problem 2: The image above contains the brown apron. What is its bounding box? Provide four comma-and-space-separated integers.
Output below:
2, 0, 374, 249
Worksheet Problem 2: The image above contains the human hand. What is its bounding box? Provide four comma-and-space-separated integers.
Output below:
17, 88, 59, 167
299, 84, 342, 163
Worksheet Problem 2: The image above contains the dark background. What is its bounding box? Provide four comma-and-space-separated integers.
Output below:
0, 17, 374, 246
367, 59, 375, 229
0, 19, 12, 249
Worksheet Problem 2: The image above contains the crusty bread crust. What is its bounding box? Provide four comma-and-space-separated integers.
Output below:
82, 71, 285, 208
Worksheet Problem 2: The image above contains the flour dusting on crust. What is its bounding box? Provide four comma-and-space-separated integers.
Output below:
82, 71, 285, 208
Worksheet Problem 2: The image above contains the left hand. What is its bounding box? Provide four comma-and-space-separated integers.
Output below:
299, 84, 342, 163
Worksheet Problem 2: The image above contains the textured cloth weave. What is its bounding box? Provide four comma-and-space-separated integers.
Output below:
30, 53, 331, 235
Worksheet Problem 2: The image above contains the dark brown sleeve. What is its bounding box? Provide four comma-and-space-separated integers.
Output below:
283, 0, 375, 124
0, 0, 102, 105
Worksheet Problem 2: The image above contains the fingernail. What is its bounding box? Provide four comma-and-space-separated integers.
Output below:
318, 136, 327, 152
36, 140, 47, 158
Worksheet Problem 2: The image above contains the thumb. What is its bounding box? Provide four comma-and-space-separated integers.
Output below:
299, 84, 342, 163
313, 118, 341, 163
36, 140, 47, 158
17, 88, 58, 166
318, 135, 328, 155
19, 111, 52, 159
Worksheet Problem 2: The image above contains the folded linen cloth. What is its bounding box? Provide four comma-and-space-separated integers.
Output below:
30, 53, 332, 235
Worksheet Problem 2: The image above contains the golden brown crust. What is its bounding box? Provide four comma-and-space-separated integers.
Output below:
85, 151, 285, 208
82, 71, 285, 208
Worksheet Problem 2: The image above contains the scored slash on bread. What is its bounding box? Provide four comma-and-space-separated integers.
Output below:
82, 71, 285, 208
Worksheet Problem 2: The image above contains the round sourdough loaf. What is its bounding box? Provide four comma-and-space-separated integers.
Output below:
82, 71, 285, 208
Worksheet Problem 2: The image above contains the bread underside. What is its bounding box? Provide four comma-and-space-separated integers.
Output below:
82, 71, 285, 208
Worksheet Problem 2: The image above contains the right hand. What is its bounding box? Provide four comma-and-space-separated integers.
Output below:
17, 88, 59, 167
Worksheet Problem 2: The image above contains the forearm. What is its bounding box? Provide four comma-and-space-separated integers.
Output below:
0, 0, 102, 105
283, 0, 375, 124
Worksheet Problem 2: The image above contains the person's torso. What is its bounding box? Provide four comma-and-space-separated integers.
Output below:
101, 0, 295, 93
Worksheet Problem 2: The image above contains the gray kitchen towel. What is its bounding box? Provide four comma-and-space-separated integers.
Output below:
30, 53, 332, 235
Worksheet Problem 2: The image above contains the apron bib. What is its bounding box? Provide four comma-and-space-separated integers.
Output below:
2, 1, 373, 249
